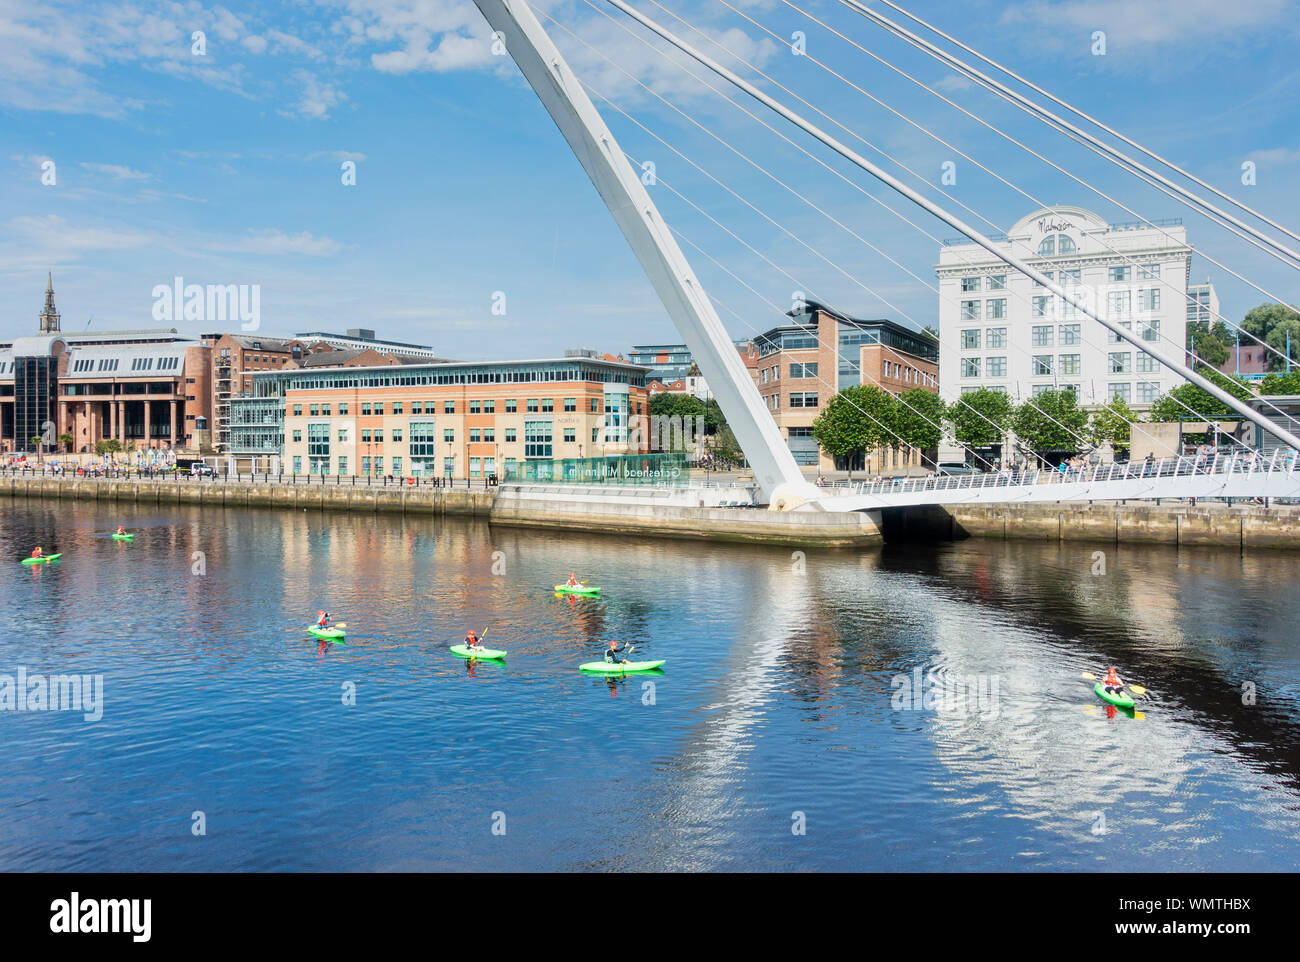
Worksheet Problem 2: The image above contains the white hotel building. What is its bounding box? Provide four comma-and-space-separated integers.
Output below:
937, 207, 1190, 413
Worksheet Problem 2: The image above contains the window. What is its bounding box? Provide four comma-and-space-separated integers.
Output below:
563, 428, 576, 443
361, 403, 372, 415
1032, 384, 1055, 397
1059, 324, 1080, 346
469, 457, 481, 478
592, 427, 599, 443
524, 420, 553, 458
292, 404, 303, 416
1059, 354, 1081, 376
1139, 264, 1160, 280
293, 456, 302, 475
1038, 234, 1075, 256
987, 356, 1007, 377
526, 399, 538, 413
589, 398, 599, 413
961, 277, 981, 292
391, 428, 403, 442
1061, 269, 1081, 285
1109, 266, 1131, 282
361, 429, 372, 442
361, 456, 371, 475
307, 423, 330, 475
338, 456, 348, 475
374, 430, 384, 442
469, 400, 481, 414
1033, 296, 1053, 318
444, 401, 455, 414
374, 458, 383, 474
961, 329, 981, 349
986, 327, 1007, 348
1108, 383, 1131, 403
1033, 271, 1054, 288
563, 397, 576, 412
505, 399, 517, 413
961, 300, 981, 320
1108, 352, 1132, 374
1139, 289, 1160, 312
987, 298, 1007, 319
392, 402, 403, 414
1137, 352, 1159, 373
392, 457, 402, 475
1032, 325, 1054, 347
790, 362, 818, 378
339, 403, 348, 415
469, 428, 481, 443
482, 428, 495, 442
1032, 355, 1054, 376
411, 402, 423, 415
310, 404, 320, 416
337, 429, 348, 443
484, 400, 495, 414
1137, 381, 1160, 403
292, 430, 302, 442
374, 403, 384, 415
444, 428, 455, 442
541, 399, 553, 412
961, 358, 981, 378
409, 421, 437, 459
505, 428, 516, 443
988, 274, 1006, 290
443, 457, 455, 477
789, 392, 818, 408
1141, 319, 1160, 341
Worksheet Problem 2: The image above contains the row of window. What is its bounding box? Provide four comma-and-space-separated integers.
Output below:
290, 456, 515, 478
961, 352, 1162, 378
958, 382, 1162, 403
960, 288, 1162, 321
290, 425, 603, 446
288, 397, 624, 417
960, 321, 1161, 350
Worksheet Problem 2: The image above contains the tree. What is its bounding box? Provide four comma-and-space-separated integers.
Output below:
811, 385, 897, 479
943, 388, 1011, 448
1241, 302, 1300, 342
1264, 317, 1300, 372
58, 432, 74, 453
891, 388, 946, 454
1186, 321, 1228, 368
1090, 398, 1140, 458
1149, 370, 1255, 422
30, 435, 44, 463
1260, 370, 1300, 395
1010, 390, 1090, 455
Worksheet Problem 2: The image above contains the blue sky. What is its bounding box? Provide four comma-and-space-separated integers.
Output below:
2, 0, 1298, 359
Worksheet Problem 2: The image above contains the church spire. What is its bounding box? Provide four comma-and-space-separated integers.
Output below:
39, 271, 60, 333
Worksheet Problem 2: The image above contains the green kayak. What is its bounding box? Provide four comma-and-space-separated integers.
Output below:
579, 660, 665, 674
1095, 682, 1135, 709
21, 553, 62, 566
112, 533, 134, 541
556, 584, 600, 595
451, 644, 507, 660
308, 625, 346, 641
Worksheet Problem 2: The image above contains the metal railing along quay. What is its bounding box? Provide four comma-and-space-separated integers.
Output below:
825, 450, 1299, 499
1, 466, 498, 490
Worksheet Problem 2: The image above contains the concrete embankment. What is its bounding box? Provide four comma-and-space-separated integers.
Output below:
1, 475, 494, 517
886, 501, 1300, 550
490, 485, 882, 547
2, 476, 883, 547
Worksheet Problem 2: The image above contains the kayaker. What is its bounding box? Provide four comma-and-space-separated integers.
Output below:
1103, 666, 1123, 694
465, 629, 481, 651
604, 640, 631, 665
31, 546, 43, 559
317, 610, 331, 629
116, 525, 126, 535
567, 573, 579, 588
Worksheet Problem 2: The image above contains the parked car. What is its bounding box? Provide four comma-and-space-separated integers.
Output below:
935, 462, 980, 476
190, 463, 216, 476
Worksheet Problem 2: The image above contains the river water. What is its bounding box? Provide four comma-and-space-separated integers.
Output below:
2, 498, 1299, 871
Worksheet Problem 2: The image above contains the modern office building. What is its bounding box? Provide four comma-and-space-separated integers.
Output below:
752, 300, 939, 471
1186, 279, 1219, 328
938, 207, 1191, 412
230, 356, 650, 479
292, 328, 437, 358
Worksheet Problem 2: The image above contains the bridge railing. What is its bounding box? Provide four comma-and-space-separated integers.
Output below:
834, 450, 1298, 499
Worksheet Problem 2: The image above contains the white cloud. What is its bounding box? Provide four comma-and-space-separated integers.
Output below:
7, 214, 154, 253
80, 162, 153, 181
288, 69, 345, 118
1249, 147, 1300, 166
209, 228, 345, 256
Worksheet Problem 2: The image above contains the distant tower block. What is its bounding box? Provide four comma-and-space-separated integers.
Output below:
39, 271, 61, 334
